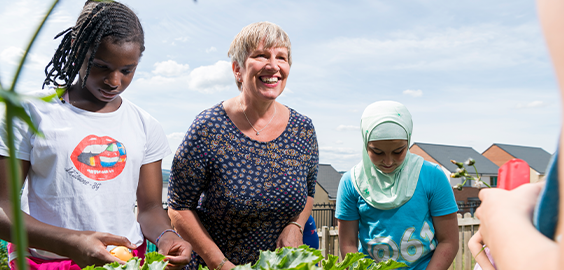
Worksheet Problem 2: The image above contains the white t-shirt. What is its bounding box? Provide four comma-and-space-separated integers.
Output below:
0, 89, 171, 259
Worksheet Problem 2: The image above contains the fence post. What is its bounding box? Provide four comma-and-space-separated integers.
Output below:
463, 213, 473, 270
455, 213, 463, 270
321, 226, 330, 259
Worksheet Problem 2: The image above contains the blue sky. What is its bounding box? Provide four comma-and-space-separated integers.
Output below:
0, 0, 560, 172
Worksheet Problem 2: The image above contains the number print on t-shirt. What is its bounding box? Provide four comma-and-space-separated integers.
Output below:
367, 221, 436, 263
70, 135, 127, 181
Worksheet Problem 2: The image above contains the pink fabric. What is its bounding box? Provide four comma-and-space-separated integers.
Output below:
8, 241, 147, 270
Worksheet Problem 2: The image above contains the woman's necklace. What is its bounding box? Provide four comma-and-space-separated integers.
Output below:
239, 98, 277, 136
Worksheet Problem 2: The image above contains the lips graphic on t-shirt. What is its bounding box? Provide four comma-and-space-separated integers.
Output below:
70, 135, 127, 181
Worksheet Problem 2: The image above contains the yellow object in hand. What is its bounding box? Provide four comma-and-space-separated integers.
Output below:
110, 246, 133, 261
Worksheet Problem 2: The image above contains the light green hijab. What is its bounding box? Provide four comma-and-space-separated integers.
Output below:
352, 101, 424, 210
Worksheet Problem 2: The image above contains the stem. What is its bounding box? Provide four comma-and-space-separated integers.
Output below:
9, 0, 59, 92
5, 104, 28, 270
460, 176, 468, 186
472, 164, 492, 188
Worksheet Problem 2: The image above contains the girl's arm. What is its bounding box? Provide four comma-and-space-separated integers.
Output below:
136, 160, 192, 269
0, 157, 133, 267
276, 196, 314, 248
426, 213, 458, 270
168, 208, 235, 270
468, 230, 495, 270
337, 219, 359, 257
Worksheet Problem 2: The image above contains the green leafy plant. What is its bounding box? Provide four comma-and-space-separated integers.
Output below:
450, 158, 492, 190
195, 245, 407, 270
82, 252, 168, 270
0, 1, 61, 270
1, 240, 9, 270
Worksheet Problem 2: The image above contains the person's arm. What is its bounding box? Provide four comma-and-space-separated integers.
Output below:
338, 219, 359, 257
276, 196, 314, 248
136, 160, 191, 269
425, 213, 458, 270
467, 230, 495, 270
0, 157, 133, 267
476, 182, 560, 270
169, 209, 234, 270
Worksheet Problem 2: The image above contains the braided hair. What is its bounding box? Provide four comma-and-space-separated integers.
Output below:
43, 0, 145, 89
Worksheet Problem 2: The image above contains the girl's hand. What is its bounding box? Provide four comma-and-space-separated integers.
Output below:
156, 232, 192, 269
276, 224, 303, 248
475, 182, 544, 248
65, 231, 136, 267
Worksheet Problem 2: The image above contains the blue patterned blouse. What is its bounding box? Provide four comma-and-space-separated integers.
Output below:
167, 103, 319, 269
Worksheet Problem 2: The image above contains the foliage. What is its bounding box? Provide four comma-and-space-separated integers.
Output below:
0, 241, 9, 270
450, 158, 492, 190
196, 245, 407, 270
82, 252, 168, 270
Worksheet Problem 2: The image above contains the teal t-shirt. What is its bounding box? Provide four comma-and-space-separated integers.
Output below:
335, 161, 458, 269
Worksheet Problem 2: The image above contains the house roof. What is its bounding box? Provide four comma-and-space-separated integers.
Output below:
489, 143, 552, 174
316, 164, 343, 200
413, 142, 499, 174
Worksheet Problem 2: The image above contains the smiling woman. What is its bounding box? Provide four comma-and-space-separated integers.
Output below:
167, 22, 319, 270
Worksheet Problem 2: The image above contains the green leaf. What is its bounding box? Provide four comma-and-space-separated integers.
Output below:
242, 245, 323, 270
142, 252, 166, 268
322, 253, 369, 270
141, 252, 168, 270
372, 259, 408, 270
350, 259, 373, 270
198, 264, 211, 270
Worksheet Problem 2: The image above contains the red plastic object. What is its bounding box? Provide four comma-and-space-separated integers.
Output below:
497, 158, 530, 190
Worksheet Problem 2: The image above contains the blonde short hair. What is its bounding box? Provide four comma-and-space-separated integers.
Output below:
228, 21, 292, 90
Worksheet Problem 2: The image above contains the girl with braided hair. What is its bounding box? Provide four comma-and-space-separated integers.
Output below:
0, 1, 192, 269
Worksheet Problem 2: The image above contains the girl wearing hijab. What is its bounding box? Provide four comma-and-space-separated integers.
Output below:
336, 101, 459, 269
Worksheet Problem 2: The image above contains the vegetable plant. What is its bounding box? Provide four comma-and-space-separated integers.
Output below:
197, 246, 407, 270
83, 252, 168, 270
86, 246, 408, 270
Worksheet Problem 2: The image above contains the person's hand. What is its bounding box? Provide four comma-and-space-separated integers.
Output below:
276, 223, 303, 248
475, 182, 544, 247
65, 231, 137, 267
157, 232, 192, 269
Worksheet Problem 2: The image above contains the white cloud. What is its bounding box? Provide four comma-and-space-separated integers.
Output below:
152, 60, 190, 77
517, 100, 546, 108
335, 140, 343, 144
336, 125, 359, 131
0, 46, 49, 70
319, 146, 357, 155
321, 23, 544, 71
186, 60, 233, 93
403, 89, 423, 97
205, 47, 217, 53
167, 132, 185, 140
135, 60, 233, 94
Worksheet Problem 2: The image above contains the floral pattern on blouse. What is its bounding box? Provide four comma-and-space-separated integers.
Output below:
167, 103, 319, 269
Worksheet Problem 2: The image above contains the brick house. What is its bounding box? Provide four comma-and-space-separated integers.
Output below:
410, 142, 499, 204
482, 143, 552, 183
314, 164, 342, 205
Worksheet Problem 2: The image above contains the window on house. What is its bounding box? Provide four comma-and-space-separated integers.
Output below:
463, 177, 473, 187
490, 176, 498, 187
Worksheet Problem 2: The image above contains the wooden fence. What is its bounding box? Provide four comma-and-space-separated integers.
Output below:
317, 213, 480, 270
